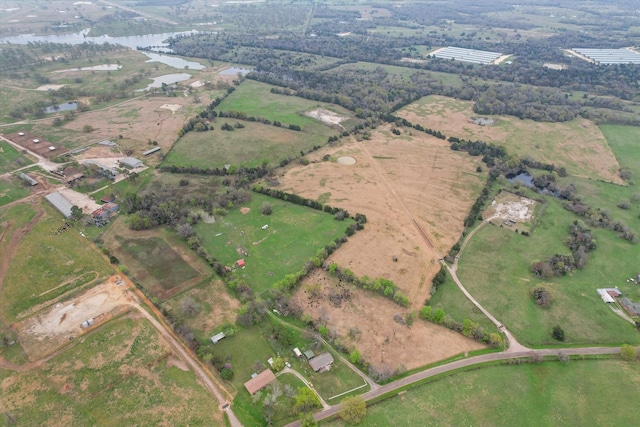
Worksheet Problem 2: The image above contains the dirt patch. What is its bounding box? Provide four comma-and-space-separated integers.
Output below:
14, 277, 133, 361
36, 84, 65, 91
3, 131, 68, 158
240, 207, 251, 215
304, 108, 348, 129
74, 145, 122, 160
293, 270, 485, 369
166, 355, 189, 371
278, 127, 484, 307
484, 191, 539, 232
160, 104, 183, 114
336, 156, 356, 165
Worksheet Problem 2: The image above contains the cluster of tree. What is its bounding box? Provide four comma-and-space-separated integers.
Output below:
419, 305, 503, 348
531, 221, 597, 278
564, 201, 638, 243
327, 263, 410, 307
431, 265, 447, 292
532, 286, 553, 308
382, 114, 447, 139
160, 163, 271, 181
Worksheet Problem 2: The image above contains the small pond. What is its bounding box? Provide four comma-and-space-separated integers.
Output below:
506, 172, 534, 187
43, 101, 78, 114
136, 73, 191, 91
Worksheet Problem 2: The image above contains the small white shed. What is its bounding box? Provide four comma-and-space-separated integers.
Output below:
211, 332, 226, 344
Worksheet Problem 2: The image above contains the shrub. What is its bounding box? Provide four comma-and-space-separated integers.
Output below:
552, 325, 565, 341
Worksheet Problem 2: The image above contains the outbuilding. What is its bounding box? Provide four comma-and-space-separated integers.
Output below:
19, 173, 38, 186
120, 157, 143, 168
293, 348, 302, 358
143, 147, 161, 156
44, 192, 74, 219
211, 332, 226, 344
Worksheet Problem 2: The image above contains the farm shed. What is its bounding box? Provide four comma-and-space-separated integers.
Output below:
211, 332, 226, 344
597, 289, 615, 304
19, 173, 38, 186
143, 147, 161, 156
293, 348, 302, 358
44, 192, 74, 218
120, 157, 143, 168
620, 298, 640, 316
309, 352, 334, 373
244, 369, 276, 395
304, 350, 315, 360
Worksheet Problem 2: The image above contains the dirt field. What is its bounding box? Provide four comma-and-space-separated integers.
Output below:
62, 97, 195, 153
304, 108, 349, 129
398, 95, 623, 184
484, 191, 539, 231
278, 126, 484, 307
13, 276, 132, 361
292, 270, 485, 370
3, 131, 69, 158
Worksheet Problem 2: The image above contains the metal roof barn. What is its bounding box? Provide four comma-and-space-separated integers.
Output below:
45, 192, 74, 218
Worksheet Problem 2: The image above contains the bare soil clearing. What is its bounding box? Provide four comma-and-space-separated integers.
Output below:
293, 270, 485, 370
14, 276, 132, 361
279, 127, 483, 308
304, 108, 349, 129
399, 95, 623, 184
484, 192, 538, 228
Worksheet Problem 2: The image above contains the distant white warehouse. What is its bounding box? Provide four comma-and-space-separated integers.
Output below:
431, 46, 503, 65
45, 192, 74, 218
571, 48, 640, 65
120, 157, 143, 168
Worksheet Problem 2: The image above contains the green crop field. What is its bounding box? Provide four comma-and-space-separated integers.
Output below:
0, 317, 223, 426
2, 204, 113, 322
0, 141, 34, 173
325, 359, 640, 426
456, 186, 640, 347
163, 121, 323, 169
195, 193, 352, 295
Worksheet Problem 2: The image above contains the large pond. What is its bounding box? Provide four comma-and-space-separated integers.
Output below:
136, 73, 191, 91
43, 101, 78, 114
0, 29, 199, 51
141, 51, 205, 70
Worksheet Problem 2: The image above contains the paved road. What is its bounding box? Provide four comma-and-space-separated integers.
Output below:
284, 346, 621, 426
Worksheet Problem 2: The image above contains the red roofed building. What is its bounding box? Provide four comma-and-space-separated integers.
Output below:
237, 259, 246, 268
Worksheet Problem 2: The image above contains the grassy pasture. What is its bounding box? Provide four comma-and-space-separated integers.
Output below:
0, 317, 222, 426
105, 220, 208, 301
457, 185, 640, 347
0, 176, 30, 207
398, 95, 622, 183
163, 122, 321, 169
218, 80, 353, 130
2, 203, 113, 322
0, 140, 34, 173
326, 359, 640, 427
195, 193, 352, 295
115, 236, 199, 290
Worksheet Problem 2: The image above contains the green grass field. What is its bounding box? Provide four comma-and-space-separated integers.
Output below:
0, 141, 34, 173
217, 80, 354, 131
0, 317, 223, 426
2, 203, 113, 322
325, 359, 640, 426
195, 193, 352, 295
163, 121, 322, 169
456, 184, 640, 347
0, 176, 30, 207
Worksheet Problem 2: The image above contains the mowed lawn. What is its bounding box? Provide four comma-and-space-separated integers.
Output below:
2, 204, 113, 321
196, 193, 352, 294
163, 122, 321, 169
457, 190, 640, 347
326, 359, 640, 427
0, 318, 223, 426
0, 140, 34, 173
